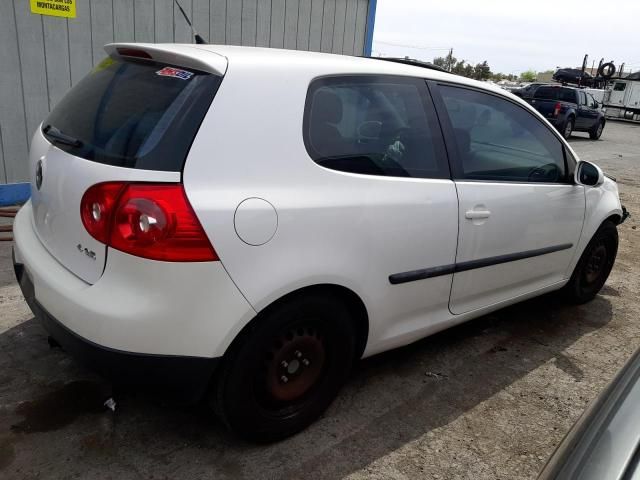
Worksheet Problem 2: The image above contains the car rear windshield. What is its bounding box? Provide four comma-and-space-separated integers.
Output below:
534, 87, 576, 103
42, 57, 221, 171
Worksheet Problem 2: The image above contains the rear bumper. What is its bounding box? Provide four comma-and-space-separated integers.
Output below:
14, 257, 217, 402
12, 201, 257, 401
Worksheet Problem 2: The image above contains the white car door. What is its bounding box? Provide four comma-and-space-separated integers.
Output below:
432, 84, 585, 315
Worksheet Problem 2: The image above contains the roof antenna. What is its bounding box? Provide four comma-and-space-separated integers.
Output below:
173, 0, 207, 44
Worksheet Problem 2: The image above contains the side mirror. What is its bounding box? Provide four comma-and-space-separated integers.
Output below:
575, 161, 604, 187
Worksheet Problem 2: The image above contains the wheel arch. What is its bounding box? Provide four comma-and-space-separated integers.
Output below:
564, 189, 622, 280
221, 283, 370, 362
604, 213, 621, 225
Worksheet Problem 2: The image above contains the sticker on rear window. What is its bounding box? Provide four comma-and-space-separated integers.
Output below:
156, 66, 194, 80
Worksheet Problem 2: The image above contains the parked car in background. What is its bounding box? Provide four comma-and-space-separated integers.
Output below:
13, 44, 625, 442
539, 348, 640, 480
527, 85, 606, 139
553, 68, 594, 86
511, 82, 550, 99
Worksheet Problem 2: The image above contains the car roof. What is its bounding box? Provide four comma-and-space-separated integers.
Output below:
107, 42, 515, 100
104, 42, 581, 165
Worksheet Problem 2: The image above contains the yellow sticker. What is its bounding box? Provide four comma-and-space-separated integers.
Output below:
30, 0, 76, 19
91, 57, 115, 74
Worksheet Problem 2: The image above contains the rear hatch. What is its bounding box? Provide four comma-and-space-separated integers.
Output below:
29, 45, 224, 283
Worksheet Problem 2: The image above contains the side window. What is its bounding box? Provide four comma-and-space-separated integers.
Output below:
578, 91, 587, 105
439, 85, 567, 183
613, 82, 626, 92
304, 76, 449, 179
560, 88, 577, 103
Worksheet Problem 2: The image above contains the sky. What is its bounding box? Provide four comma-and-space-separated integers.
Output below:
372, 0, 640, 76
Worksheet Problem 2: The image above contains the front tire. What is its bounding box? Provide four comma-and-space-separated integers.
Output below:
563, 221, 618, 304
590, 120, 605, 140
212, 293, 356, 442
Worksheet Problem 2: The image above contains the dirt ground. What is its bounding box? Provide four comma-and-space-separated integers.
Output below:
0, 120, 638, 480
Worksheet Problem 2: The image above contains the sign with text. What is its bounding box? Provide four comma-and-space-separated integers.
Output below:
30, 0, 76, 18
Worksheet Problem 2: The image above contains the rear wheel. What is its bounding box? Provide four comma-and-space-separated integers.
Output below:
590, 120, 605, 140
563, 117, 574, 139
212, 294, 356, 442
562, 221, 618, 304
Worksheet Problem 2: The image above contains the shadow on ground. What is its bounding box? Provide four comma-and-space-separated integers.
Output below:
0, 288, 613, 479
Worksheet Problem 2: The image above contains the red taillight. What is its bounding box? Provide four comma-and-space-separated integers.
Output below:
80, 182, 218, 262
116, 48, 152, 59
80, 182, 125, 244
553, 102, 562, 117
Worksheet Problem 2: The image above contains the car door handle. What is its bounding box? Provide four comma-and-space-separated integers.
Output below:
465, 209, 491, 219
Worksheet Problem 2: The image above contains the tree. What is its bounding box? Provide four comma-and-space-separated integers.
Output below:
433, 51, 457, 72
462, 63, 474, 78
451, 59, 467, 76
520, 69, 537, 82
432, 56, 448, 69
473, 61, 491, 81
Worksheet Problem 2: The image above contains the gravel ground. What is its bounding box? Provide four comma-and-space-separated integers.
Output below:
0, 120, 638, 480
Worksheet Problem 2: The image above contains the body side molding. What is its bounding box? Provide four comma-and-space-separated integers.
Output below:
389, 243, 574, 285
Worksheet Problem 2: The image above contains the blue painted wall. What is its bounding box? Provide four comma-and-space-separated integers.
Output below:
0, 183, 30, 207
364, 0, 377, 56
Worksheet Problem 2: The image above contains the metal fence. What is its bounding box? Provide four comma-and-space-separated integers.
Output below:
0, 0, 373, 185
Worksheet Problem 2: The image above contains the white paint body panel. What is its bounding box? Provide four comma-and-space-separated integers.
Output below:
234, 198, 278, 246
13, 202, 256, 357
14, 45, 623, 360
28, 128, 179, 284
450, 182, 585, 314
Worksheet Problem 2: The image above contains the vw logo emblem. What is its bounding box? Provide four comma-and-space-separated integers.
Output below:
35, 160, 43, 190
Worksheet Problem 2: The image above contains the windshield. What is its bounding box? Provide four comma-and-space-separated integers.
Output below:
42, 57, 220, 171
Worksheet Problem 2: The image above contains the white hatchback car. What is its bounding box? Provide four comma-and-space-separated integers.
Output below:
13, 44, 626, 442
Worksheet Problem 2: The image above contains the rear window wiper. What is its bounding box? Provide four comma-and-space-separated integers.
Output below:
43, 124, 83, 148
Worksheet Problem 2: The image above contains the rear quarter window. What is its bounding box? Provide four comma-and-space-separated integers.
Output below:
42, 57, 221, 172
303, 75, 450, 179
534, 87, 559, 100
559, 89, 577, 103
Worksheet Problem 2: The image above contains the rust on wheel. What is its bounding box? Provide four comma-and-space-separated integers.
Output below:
264, 326, 325, 403
584, 241, 607, 284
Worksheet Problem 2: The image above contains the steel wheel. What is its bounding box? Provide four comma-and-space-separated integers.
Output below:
263, 325, 326, 404
212, 293, 356, 442
582, 241, 607, 285
563, 220, 618, 304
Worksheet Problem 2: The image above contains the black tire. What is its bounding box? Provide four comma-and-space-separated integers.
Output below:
211, 293, 356, 443
563, 221, 618, 304
563, 117, 574, 139
589, 120, 605, 140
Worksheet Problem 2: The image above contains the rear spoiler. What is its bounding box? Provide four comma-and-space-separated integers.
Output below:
104, 43, 228, 76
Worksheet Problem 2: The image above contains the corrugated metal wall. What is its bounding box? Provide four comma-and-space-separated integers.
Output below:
0, 0, 372, 184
